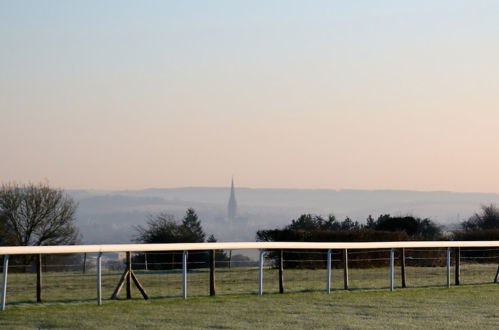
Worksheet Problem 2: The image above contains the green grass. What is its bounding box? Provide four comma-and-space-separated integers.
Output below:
1, 285, 499, 329
3, 263, 498, 303
1, 263, 499, 328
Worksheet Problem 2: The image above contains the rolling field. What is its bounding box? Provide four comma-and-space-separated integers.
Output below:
1, 263, 499, 328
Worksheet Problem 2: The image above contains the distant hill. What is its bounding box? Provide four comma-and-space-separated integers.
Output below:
69, 188, 499, 244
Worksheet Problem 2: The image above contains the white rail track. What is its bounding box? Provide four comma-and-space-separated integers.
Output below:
2, 241, 499, 311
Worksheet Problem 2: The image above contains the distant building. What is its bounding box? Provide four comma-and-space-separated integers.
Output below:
227, 178, 238, 221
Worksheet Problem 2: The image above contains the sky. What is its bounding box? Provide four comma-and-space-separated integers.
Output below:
1, 1, 498, 193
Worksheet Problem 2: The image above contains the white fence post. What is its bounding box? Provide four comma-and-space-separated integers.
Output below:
182, 251, 188, 299
326, 249, 332, 293
258, 249, 264, 296
1, 255, 9, 311
97, 252, 102, 305
389, 248, 394, 291
446, 247, 451, 288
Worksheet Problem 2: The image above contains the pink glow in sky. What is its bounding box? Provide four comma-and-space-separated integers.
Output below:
1, 1, 498, 192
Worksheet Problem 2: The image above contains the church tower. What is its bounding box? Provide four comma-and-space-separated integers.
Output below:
227, 177, 238, 221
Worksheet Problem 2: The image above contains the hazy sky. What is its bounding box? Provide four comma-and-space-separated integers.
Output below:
1, 1, 498, 192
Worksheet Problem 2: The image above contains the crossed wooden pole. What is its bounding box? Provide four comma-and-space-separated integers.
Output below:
111, 252, 148, 300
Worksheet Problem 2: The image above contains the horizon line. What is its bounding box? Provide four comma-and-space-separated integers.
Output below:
65, 186, 499, 196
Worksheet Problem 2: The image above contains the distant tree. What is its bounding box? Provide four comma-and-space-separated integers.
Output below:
461, 204, 499, 231
134, 213, 187, 244
286, 214, 341, 231
257, 212, 402, 269
369, 214, 441, 240
182, 208, 205, 243
415, 218, 442, 240
0, 211, 16, 246
365, 215, 376, 229
373, 215, 419, 236
454, 205, 499, 260
134, 209, 210, 269
0, 182, 80, 272
280, 213, 363, 232
340, 217, 361, 230
134, 209, 209, 245
0, 182, 79, 246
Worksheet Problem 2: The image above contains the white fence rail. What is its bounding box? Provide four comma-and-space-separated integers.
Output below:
2, 241, 499, 311
3, 241, 499, 255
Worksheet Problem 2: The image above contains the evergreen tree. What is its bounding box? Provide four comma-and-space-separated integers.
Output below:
182, 208, 205, 242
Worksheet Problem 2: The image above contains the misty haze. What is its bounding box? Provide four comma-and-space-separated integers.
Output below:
72, 185, 499, 244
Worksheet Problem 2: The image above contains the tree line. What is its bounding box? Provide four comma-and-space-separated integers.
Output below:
256, 205, 499, 268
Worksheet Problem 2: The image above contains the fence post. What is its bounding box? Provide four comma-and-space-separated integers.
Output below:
97, 252, 102, 305
258, 249, 264, 296
343, 249, 349, 290
390, 248, 394, 291
182, 250, 188, 299
144, 253, 148, 271
446, 247, 451, 288
126, 252, 132, 299
36, 254, 43, 302
279, 250, 284, 294
455, 247, 460, 285
210, 250, 216, 296
400, 248, 406, 288
326, 249, 332, 293
83, 253, 87, 274
1, 255, 9, 311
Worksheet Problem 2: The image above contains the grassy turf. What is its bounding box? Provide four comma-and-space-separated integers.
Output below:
1, 263, 499, 328
4, 263, 498, 304
1, 285, 499, 329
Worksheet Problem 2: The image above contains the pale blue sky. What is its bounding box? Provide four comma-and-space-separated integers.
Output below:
1, 1, 498, 192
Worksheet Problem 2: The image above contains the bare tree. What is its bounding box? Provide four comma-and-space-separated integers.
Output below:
461, 204, 499, 231
0, 182, 79, 246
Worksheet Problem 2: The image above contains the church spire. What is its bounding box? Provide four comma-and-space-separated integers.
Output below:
227, 177, 237, 221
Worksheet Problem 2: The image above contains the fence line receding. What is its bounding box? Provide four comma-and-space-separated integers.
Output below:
2, 241, 499, 311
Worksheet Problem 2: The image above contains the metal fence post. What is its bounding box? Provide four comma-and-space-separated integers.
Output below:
326, 249, 332, 293
97, 252, 102, 305
390, 248, 394, 291
258, 249, 264, 296
182, 250, 188, 299
446, 247, 451, 288
1, 255, 9, 311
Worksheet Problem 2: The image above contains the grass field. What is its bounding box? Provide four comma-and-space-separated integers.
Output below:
1, 285, 499, 329
1, 263, 499, 328
3, 262, 498, 303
